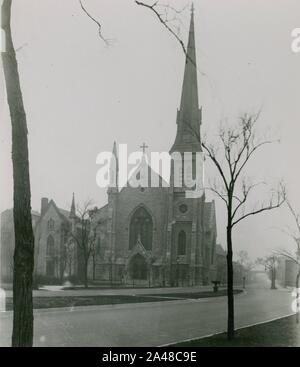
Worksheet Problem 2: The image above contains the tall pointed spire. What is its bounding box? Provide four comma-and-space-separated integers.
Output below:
113, 141, 119, 188
108, 141, 119, 192
69, 192, 76, 219
170, 3, 202, 153
180, 3, 198, 114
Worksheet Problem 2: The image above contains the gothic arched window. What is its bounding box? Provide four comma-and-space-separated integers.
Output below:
48, 218, 55, 231
178, 230, 186, 255
129, 207, 153, 250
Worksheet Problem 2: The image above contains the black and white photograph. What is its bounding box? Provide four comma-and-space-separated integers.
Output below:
0, 0, 300, 352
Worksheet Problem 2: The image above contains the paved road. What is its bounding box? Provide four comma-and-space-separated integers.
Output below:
0, 286, 294, 347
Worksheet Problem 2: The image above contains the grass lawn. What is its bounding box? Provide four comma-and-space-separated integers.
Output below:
175, 314, 300, 347
4, 289, 241, 310
5, 295, 171, 310
147, 289, 242, 299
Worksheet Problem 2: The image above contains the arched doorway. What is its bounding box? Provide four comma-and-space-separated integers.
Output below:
129, 206, 153, 250
177, 230, 186, 255
129, 254, 148, 280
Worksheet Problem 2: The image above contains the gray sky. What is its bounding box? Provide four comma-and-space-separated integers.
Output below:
1, 0, 300, 260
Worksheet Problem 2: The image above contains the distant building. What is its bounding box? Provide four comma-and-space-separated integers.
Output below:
277, 257, 299, 287
215, 244, 227, 284
34, 196, 79, 283
0, 209, 40, 283
214, 245, 253, 286
0, 196, 79, 284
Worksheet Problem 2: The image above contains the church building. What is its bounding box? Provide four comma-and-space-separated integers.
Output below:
0, 8, 218, 287
91, 8, 218, 287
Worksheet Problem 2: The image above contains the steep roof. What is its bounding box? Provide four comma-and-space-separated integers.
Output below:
36, 199, 71, 225
170, 5, 202, 153
69, 193, 76, 219
120, 154, 169, 192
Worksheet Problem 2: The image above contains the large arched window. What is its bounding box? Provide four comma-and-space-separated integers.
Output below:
129, 207, 153, 250
177, 230, 186, 255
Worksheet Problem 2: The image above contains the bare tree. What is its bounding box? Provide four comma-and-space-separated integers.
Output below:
256, 255, 278, 290
276, 200, 300, 323
60, 238, 75, 283
70, 201, 99, 288
236, 250, 254, 285
200, 113, 285, 339
1, 0, 35, 347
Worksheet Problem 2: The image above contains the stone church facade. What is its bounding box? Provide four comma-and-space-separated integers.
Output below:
0, 9, 217, 287
91, 9, 218, 287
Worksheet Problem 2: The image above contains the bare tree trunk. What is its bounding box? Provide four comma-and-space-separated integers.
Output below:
1, 0, 34, 347
92, 255, 96, 281
84, 259, 89, 288
227, 222, 234, 340
271, 268, 276, 289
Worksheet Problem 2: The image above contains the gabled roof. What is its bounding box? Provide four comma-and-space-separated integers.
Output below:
36, 199, 71, 226
119, 154, 169, 192
128, 236, 152, 262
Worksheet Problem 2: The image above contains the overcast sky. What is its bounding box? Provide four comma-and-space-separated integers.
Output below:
1, 0, 300, 260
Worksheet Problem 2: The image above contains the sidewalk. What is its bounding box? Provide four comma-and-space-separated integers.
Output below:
2, 284, 221, 298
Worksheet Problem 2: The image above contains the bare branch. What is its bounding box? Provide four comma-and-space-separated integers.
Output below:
202, 141, 229, 192
135, 1, 187, 56
233, 139, 275, 183
274, 248, 300, 265
232, 180, 266, 220
79, 0, 111, 45
231, 112, 260, 179
232, 184, 286, 227
277, 226, 299, 243
159, 3, 189, 15
286, 199, 300, 235
206, 185, 228, 206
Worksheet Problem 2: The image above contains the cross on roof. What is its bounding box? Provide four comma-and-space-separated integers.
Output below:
139, 142, 148, 154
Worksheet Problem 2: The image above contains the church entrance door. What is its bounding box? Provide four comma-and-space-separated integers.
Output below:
129, 254, 148, 280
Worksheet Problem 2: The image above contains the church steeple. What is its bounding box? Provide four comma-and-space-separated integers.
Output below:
69, 192, 76, 219
170, 4, 202, 154
108, 141, 119, 192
